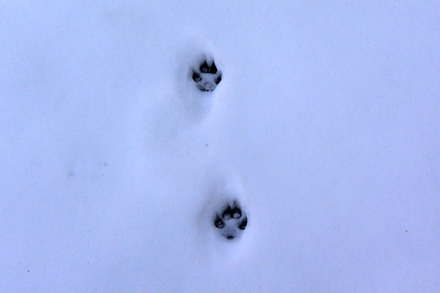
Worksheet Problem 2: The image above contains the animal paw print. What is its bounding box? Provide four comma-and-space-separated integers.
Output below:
214, 200, 248, 240
191, 58, 222, 92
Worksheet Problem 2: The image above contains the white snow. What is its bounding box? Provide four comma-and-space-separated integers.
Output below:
1, 1, 439, 292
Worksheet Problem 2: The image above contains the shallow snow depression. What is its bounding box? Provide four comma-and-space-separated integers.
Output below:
1, 1, 440, 292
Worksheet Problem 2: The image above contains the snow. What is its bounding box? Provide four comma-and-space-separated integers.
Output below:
1, 1, 440, 292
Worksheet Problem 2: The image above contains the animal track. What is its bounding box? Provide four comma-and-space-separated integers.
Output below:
214, 200, 248, 240
191, 58, 222, 92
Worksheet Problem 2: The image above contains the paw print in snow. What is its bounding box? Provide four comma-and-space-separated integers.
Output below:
191, 59, 222, 92
214, 200, 248, 240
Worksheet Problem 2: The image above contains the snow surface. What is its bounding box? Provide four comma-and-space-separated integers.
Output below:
1, 1, 440, 292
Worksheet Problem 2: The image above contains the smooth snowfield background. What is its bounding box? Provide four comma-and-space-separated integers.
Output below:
1, 1, 439, 292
